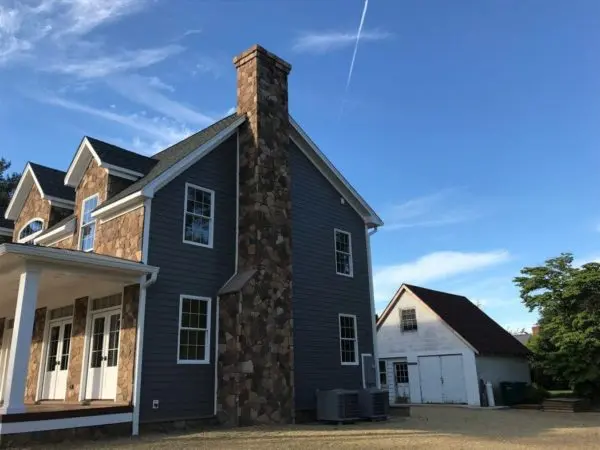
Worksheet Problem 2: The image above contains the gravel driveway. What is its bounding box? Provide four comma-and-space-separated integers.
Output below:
55, 406, 600, 449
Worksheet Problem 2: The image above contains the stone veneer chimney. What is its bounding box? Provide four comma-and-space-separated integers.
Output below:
217, 45, 294, 425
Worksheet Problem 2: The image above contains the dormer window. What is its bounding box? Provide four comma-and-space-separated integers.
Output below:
18, 218, 44, 243
80, 194, 98, 252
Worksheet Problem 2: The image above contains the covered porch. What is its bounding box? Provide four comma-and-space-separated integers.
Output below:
0, 244, 158, 437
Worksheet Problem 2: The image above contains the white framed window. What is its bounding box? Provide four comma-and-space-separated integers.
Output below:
18, 218, 44, 243
394, 362, 409, 383
183, 183, 215, 248
334, 229, 353, 277
177, 295, 211, 364
400, 308, 418, 332
379, 360, 387, 386
79, 194, 98, 252
339, 313, 358, 366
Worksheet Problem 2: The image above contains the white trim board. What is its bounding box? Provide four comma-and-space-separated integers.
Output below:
0, 412, 132, 434
34, 218, 76, 245
65, 137, 144, 188
5, 164, 73, 221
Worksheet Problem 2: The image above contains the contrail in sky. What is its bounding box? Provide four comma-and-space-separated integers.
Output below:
340, 0, 369, 118
346, 0, 369, 92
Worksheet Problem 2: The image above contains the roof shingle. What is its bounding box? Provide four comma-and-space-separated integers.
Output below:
85, 137, 158, 175
98, 113, 240, 209
397, 284, 530, 357
29, 163, 75, 201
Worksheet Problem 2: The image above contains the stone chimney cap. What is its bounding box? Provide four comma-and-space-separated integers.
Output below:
233, 45, 292, 74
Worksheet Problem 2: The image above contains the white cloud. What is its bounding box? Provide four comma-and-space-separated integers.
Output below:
292, 29, 390, 54
0, 0, 152, 66
46, 45, 184, 78
573, 254, 600, 267
383, 189, 480, 231
38, 94, 192, 152
107, 74, 214, 126
192, 57, 224, 79
374, 250, 510, 304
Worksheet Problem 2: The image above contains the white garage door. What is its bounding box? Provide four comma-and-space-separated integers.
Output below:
418, 355, 467, 404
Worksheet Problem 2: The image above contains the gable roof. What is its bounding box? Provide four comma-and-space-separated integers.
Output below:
28, 163, 75, 202
4, 163, 75, 221
94, 113, 383, 229
85, 137, 158, 175
97, 113, 242, 211
378, 284, 530, 357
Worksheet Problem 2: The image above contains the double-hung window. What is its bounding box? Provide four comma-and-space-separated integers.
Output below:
183, 183, 214, 248
80, 194, 98, 252
178, 295, 211, 364
400, 308, 418, 332
334, 229, 353, 277
339, 314, 358, 365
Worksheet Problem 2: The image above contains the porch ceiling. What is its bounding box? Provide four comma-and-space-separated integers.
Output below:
0, 244, 158, 317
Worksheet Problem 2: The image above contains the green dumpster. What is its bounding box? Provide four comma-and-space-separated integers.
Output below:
499, 382, 528, 405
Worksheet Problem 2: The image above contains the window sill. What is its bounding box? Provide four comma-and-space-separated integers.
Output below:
336, 272, 354, 278
341, 361, 359, 366
182, 239, 213, 249
177, 359, 211, 365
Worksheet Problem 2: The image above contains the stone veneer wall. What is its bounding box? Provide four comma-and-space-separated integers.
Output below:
72, 159, 108, 248
95, 207, 144, 261
12, 186, 51, 242
65, 297, 88, 402
218, 45, 295, 425
50, 236, 74, 249
116, 284, 139, 403
24, 308, 46, 402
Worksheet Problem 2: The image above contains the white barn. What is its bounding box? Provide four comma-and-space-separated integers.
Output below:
377, 284, 531, 406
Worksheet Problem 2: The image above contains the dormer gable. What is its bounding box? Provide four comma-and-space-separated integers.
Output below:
4, 163, 75, 221
64, 137, 157, 188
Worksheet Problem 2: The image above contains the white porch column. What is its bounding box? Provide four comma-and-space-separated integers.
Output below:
2, 268, 40, 414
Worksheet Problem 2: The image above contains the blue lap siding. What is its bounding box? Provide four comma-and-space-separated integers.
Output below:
141, 134, 237, 423
289, 139, 374, 412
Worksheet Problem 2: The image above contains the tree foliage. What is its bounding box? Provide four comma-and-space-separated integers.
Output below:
0, 158, 19, 209
514, 253, 600, 399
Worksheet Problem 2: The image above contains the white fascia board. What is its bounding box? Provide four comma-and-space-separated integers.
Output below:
91, 191, 146, 219
46, 196, 75, 209
64, 137, 101, 187
0, 227, 13, 236
33, 218, 76, 245
290, 118, 383, 228
4, 164, 38, 220
143, 115, 246, 196
0, 243, 160, 276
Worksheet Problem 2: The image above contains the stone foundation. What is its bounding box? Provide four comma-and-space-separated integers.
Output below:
65, 297, 88, 402
116, 284, 139, 403
25, 308, 46, 402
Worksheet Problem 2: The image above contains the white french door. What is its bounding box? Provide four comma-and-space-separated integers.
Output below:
41, 319, 72, 400
85, 309, 121, 400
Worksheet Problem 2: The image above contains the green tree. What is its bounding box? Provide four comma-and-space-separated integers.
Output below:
0, 158, 19, 208
514, 253, 600, 399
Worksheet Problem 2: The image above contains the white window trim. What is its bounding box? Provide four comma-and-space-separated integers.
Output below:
177, 295, 212, 365
79, 194, 99, 252
400, 307, 418, 333
339, 313, 359, 366
17, 217, 45, 243
182, 183, 215, 249
334, 228, 353, 277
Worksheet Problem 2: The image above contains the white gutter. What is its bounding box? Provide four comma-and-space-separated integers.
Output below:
132, 198, 153, 436
365, 225, 380, 388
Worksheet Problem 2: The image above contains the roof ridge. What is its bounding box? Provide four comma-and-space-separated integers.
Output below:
405, 284, 469, 299
152, 113, 238, 160
28, 162, 68, 175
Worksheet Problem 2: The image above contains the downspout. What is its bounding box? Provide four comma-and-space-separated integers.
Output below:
365, 225, 380, 388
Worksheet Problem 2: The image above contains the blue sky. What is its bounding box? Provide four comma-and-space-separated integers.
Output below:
2, 0, 600, 332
